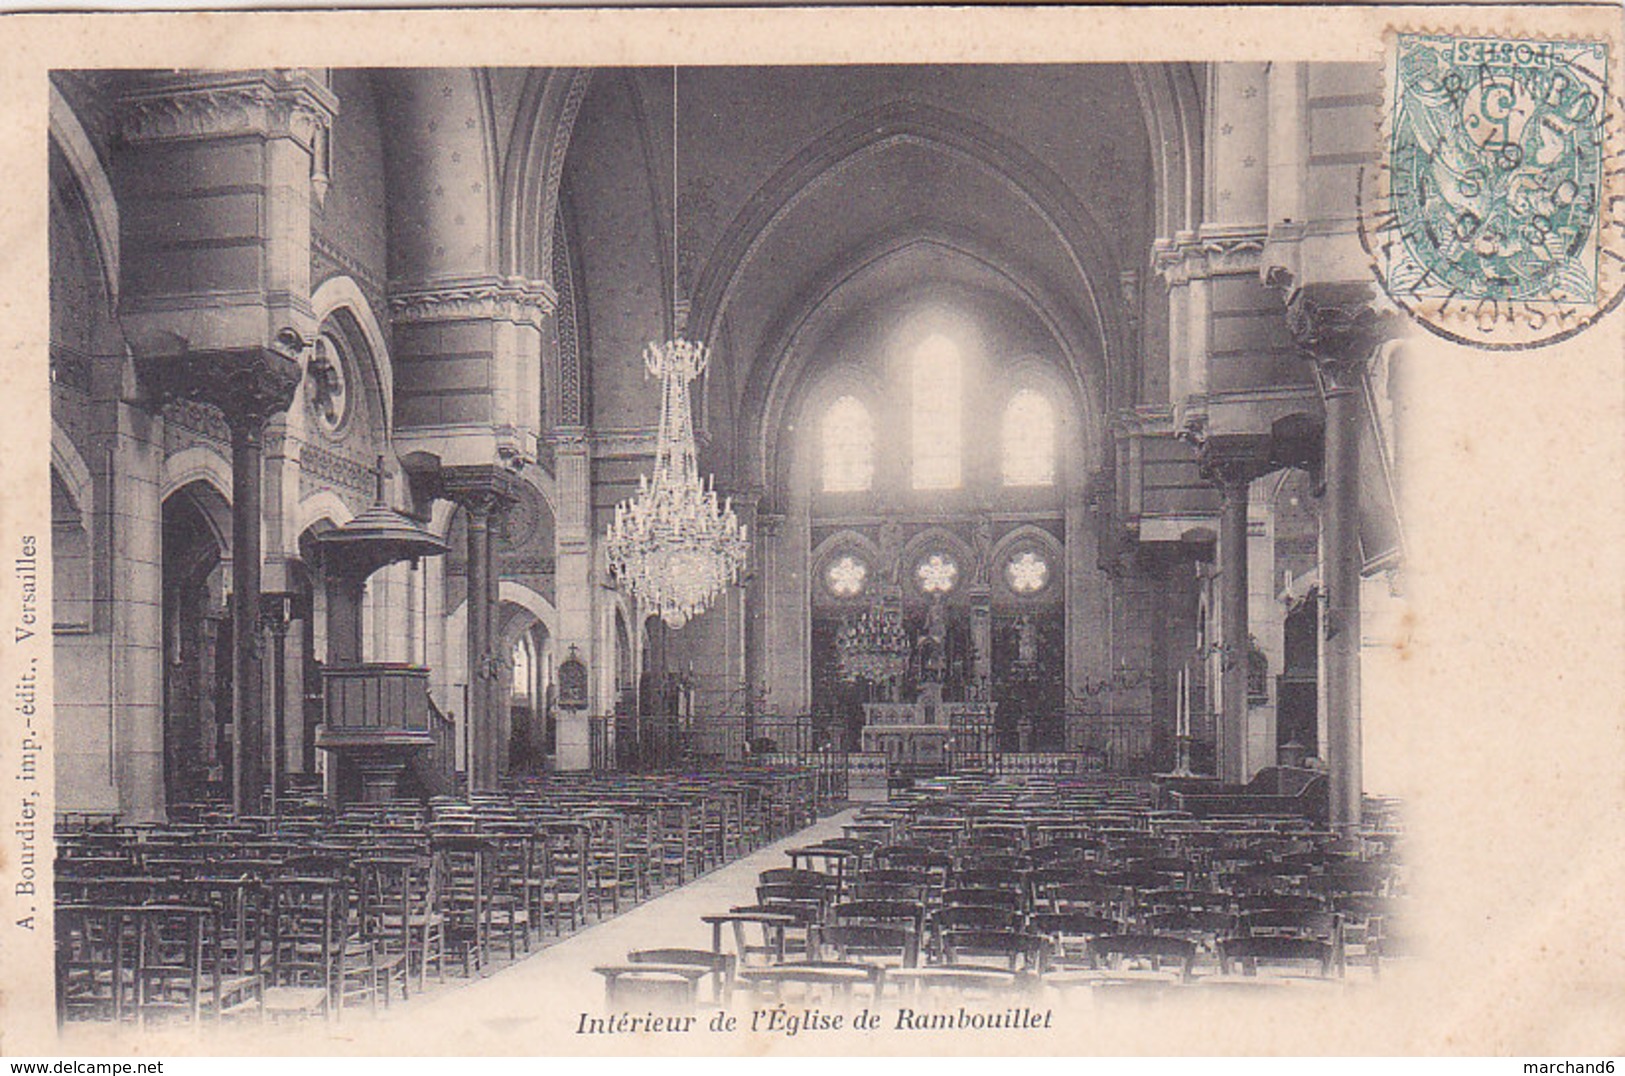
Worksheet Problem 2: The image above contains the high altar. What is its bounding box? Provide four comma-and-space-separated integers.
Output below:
859, 685, 997, 772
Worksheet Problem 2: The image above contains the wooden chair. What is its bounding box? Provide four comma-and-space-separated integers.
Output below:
884, 966, 1022, 1002
1138, 910, 1237, 965
939, 928, 1046, 972
57, 904, 134, 1025
593, 964, 708, 1011
831, 899, 926, 935
737, 961, 885, 1005
940, 886, 1025, 914
432, 835, 494, 977
627, 948, 736, 1006
1086, 934, 1198, 983
263, 877, 346, 1020
819, 924, 920, 969
536, 823, 588, 935
359, 854, 443, 993
1333, 895, 1400, 976
702, 908, 796, 968
1218, 935, 1337, 978
1238, 908, 1344, 974
185, 876, 267, 1021
1027, 911, 1119, 969
485, 832, 537, 960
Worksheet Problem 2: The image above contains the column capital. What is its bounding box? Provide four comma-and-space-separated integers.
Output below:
389, 275, 557, 331
117, 69, 339, 153
545, 425, 591, 454
756, 511, 786, 540
134, 330, 306, 431
1285, 282, 1405, 387
1197, 436, 1273, 491
436, 464, 525, 517
1154, 224, 1270, 286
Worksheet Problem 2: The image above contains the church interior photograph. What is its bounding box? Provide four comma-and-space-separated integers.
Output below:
47, 62, 1411, 1032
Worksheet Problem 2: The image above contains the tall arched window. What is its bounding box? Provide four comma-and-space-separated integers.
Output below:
1001, 389, 1056, 486
911, 334, 963, 490
821, 395, 874, 492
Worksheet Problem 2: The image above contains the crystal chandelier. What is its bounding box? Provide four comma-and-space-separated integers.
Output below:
605, 338, 748, 628
836, 599, 910, 683
604, 68, 749, 629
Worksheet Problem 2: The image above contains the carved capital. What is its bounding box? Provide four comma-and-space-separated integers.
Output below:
589, 426, 658, 461
1152, 225, 1268, 285
390, 276, 557, 331
1284, 282, 1404, 385
118, 70, 338, 152
438, 465, 524, 518
546, 425, 591, 454
136, 329, 306, 432
1198, 438, 1273, 490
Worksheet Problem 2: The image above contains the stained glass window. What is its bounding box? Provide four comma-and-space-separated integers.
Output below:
822, 395, 874, 492
916, 553, 959, 593
911, 334, 963, 490
826, 555, 868, 597
1006, 550, 1050, 593
1002, 389, 1056, 486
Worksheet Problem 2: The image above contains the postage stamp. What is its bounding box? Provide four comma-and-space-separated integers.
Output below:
1362, 31, 1625, 349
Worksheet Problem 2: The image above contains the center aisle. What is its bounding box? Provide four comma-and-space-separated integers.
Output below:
366, 806, 858, 1049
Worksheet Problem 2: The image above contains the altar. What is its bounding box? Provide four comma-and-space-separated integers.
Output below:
860, 693, 997, 773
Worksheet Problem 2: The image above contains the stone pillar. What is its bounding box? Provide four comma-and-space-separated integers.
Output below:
548, 428, 594, 771
137, 343, 304, 813
1215, 467, 1250, 786
487, 497, 510, 777
736, 491, 766, 706
1322, 365, 1362, 828
441, 468, 520, 793
260, 595, 297, 812
116, 70, 334, 816
1286, 283, 1399, 830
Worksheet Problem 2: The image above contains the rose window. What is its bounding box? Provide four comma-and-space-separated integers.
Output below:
826, 555, 868, 597
1006, 550, 1049, 593
916, 553, 959, 594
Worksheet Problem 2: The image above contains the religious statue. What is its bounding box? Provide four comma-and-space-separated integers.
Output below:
1015, 614, 1039, 668
877, 519, 904, 586
920, 595, 950, 683
972, 513, 994, 586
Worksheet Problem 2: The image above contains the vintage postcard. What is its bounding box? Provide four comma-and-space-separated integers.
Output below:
0, 4, 1621, 1060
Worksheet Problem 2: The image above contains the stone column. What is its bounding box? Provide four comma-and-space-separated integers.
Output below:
548, 428, 594, 771
1215, 467, 1251, 786
1287, 284, 1398, 830
441, 468, 519, 793
1322, 363, 1363, 828
262, 596, 293, 812
115, 70, 334, 816
137, 341, 304, 813
735, 491, 766, 707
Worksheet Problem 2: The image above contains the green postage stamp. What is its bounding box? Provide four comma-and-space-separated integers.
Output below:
1363, 31, 1625, 348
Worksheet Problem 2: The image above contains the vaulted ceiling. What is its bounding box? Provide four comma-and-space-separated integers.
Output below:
559, 65, 1180, 489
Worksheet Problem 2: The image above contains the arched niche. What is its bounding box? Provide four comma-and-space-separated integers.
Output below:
160, 480, 234, 809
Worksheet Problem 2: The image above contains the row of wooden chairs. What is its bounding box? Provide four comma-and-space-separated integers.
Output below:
56, 764, 836, 1027
664, 776, 1406, 1006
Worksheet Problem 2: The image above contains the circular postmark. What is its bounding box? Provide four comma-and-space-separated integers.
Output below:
1361, 32, 1625, 349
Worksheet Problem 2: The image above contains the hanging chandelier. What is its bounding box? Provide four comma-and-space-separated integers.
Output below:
605, 338, 748, 628
836, 599, 910, 683
603, 68, 748, 629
